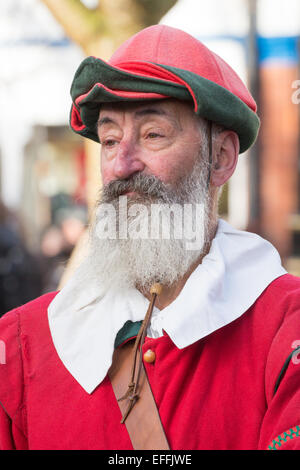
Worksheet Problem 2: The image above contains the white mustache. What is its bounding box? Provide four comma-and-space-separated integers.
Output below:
100, 174, 169, 203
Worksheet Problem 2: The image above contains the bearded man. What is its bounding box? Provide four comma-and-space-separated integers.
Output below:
0, 25, 300, 451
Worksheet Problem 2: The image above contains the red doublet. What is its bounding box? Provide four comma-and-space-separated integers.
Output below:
0, 273, 300, 450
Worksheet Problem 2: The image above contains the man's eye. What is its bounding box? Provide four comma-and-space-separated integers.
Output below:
102, 139, 117, 147
146, 132, 163, 139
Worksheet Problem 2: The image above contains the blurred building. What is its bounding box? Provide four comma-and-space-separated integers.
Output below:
161, 0, 300, 271
0, 0, 87, 307
0, 0, 299, 312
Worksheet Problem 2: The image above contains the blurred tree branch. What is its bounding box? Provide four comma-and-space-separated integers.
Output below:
40, 0, 177, 285
40, 0, 177, 55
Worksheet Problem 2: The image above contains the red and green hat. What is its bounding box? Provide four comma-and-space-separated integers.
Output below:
70, 25, 260, 153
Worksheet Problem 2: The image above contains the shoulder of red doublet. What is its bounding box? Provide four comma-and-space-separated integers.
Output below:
7, 291, 58, 321
255, 274, 300, 401
254, 273, 300, 316
266, 272, 300, 293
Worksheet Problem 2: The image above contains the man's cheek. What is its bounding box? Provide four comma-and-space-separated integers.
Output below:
101, 166, 114, 185
167, 159, 192, 184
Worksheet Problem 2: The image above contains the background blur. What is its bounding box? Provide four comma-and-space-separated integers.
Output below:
0, 0, 299, 315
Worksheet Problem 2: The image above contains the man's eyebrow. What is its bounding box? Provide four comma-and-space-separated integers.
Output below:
134, 108, 168, 119
97, 116, 115, 128
98, 108, 168, 128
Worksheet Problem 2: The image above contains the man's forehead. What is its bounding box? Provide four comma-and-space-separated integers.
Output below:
98, 98, 194, 120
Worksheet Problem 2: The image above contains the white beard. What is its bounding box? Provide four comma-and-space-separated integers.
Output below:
79, 153, 213, 293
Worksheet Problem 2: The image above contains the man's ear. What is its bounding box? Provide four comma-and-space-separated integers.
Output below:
210, 131, 239, 187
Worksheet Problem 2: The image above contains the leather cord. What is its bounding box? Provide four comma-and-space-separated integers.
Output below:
117, 283, 162, 423
109, 339, 170, 450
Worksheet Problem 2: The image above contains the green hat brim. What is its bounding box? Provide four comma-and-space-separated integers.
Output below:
70, 57, 260, 154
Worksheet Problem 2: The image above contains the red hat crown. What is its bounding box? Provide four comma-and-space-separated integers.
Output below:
109, 25, 256, 112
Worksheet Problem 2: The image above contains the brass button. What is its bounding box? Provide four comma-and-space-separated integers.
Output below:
143, 349, 156, 363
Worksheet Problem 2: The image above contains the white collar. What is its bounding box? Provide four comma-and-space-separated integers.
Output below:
48, 219, 286, 394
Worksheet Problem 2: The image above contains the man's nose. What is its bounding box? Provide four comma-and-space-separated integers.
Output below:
112, 139, 145, 180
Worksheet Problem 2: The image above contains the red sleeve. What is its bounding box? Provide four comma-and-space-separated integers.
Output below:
0, 403, 15, 450
0, 309, 28, 450
258, 289, 300, 450
0, 403, 27, 450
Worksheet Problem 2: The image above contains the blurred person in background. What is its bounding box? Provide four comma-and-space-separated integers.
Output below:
0, 201, 42, 317
39, 224, 66, 293
0, 25, 300, 451
39, 208, 86, 293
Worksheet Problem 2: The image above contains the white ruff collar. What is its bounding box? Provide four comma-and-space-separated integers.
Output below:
48, 219, 286, 394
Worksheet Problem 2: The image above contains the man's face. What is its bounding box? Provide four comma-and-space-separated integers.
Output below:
97, 99, 205, 189
85, 98, 212, 292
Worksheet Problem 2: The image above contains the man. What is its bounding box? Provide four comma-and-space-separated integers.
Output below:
0, 25, 300, 450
